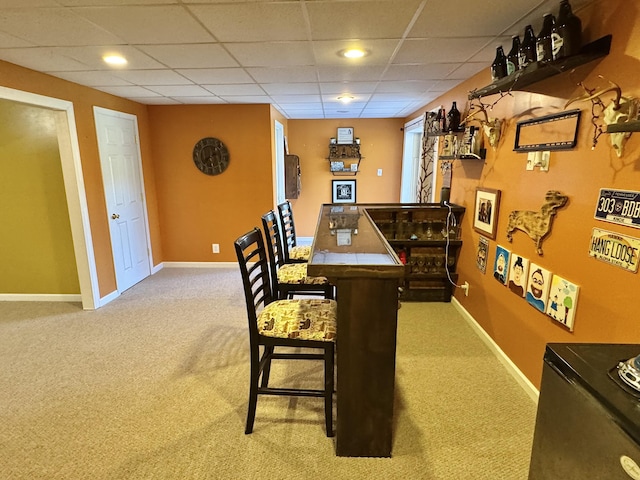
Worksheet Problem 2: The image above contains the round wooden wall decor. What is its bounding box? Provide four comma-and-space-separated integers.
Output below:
193, 137, 230, 175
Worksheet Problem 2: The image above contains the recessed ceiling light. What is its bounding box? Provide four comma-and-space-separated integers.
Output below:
340, 48, 370, 59
338, 95, 354, 104
102, 54, 127, 66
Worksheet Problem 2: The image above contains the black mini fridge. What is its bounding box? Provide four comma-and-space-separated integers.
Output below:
528, 343, 640, 479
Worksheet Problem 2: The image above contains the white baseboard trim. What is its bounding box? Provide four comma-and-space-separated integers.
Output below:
0, 293, 82, 302
451, 297, 539, 403
162, 262, 238, 268
151, 262, 163, 274
96, 289, 119, 308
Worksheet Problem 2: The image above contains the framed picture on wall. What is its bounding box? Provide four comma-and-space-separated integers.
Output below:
474, 187, 501, 239
332, 179, 356, 203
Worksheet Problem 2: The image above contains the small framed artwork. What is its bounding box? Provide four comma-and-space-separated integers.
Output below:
476, 236, 489, 274
493, 245, 510, 285
507, 254, 529, 297
525, 263, 552, 313
332, 179, 356, 203
474, 187, 501, 240
546, 274, 579, 331
337, 127, 354, 144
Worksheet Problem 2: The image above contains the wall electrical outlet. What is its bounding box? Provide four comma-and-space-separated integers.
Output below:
212, 243, 220, 253
377, 168, 383, 176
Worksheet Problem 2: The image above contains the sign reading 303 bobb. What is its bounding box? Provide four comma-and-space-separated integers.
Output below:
594, 188, 640, 229
589, 228, 640, 273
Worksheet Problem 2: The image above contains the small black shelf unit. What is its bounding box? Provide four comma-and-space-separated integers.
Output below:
469, 35, 612, 100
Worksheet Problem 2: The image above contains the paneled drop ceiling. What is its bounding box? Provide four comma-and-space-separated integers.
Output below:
0, 0, 595, 119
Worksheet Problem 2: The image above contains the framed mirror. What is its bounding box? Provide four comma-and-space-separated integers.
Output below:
514, 109, 581, 152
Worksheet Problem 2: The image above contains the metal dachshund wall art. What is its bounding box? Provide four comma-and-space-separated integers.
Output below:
506, 190, 569, 256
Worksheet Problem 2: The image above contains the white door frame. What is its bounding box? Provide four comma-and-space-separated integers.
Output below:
274, 120, 285, 206
94, 106, 153, 293
0, 86, 99, 309
400, 115, 424, 203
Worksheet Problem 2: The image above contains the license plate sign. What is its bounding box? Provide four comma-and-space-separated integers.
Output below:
594, 189, 640, 229
588, 228, 640, 273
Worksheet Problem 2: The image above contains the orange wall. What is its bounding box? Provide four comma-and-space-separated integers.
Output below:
0, 60, 161, 298
287, 118, 405, 236
147, 104, 276, 262
405, 0, 640, 387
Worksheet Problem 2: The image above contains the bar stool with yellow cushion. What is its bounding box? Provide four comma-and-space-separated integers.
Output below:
277, 200, 310, 263
261, 210, 334, 300
234, 227, 336, 437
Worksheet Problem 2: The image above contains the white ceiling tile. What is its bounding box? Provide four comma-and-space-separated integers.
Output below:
202, 84, 265, 96
262, 83, 320, 95
169, 96, 227, 104
146, 85, 211, 96
177, 68, 254, 84
320, 82, 379, 94
317, 65, 386, 82
0, 32, 34, 48
189, 3, 308, 42
137, 44, 239, 69
306, 0, 423, 40
130, 96, 182, 105
111, 70, 194, 86
375, 81, 438, 93
56, 45, 165, 70
225, 42, 314, 67
216, 95, 272, 103
246, 66, 318, 83
311, 39, 400, 66
382, 64, 459, 81
0, 8, 123, 46
94, 85, 161, 97
394, 38, 497, 64
270, 94, 323, 103
49, 70, 133, 87
74, 6, 214, 44
0, 47, 90, 71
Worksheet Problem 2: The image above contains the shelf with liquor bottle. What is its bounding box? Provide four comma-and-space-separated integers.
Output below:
327, 141, 362, 176
470, 34, 611, 100
427, 102, 486, 160
366, 203, 465, 302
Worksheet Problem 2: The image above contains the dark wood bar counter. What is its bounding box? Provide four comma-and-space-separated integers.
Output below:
306, 204, 404, 457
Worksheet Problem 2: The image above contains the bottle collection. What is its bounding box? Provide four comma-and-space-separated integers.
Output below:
490, 0, 582, 82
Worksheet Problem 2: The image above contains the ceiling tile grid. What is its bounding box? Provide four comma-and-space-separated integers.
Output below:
0, 0, 596, 118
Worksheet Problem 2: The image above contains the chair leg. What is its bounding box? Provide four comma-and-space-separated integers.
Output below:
260, 346, 274, 388
324, 343, 335, 437
245, 355, 260, 434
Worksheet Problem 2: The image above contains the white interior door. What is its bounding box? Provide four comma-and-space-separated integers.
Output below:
94, 107, 151, 292
274, 120, 285, 205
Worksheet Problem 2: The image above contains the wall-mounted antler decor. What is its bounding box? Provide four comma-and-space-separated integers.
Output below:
506, 190, 569, 256
565, 75, 639, 157
463, 99, 503, 149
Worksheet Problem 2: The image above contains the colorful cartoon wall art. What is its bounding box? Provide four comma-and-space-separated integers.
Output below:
508, 254, 530, 297
493, 245, 510, 285
477, 236, 489, 274
525, 263, 552, 313
546, 275, 580, 331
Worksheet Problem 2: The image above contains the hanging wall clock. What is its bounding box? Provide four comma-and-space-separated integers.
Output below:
193, 137, 230, 175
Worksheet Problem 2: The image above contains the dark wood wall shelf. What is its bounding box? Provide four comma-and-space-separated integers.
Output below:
607, 120, 640, 133
366, 203, 466, 302
469, 35, 612, 100
328, 142, 362, 175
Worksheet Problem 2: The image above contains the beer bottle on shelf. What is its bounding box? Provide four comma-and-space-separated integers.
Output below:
552, 0, 582, 59
490, 46, 507, 82
536, 13, 556, 62
518, 25, 536, 69
447, 101, 461, 132
506, 35, 521, 75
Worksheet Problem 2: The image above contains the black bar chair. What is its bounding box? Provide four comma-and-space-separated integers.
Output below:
234, 228, 336, 437
261, 210, 333, 300
277, 200, 309, 263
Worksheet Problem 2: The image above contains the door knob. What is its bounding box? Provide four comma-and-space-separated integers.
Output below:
111, 213, 120, 219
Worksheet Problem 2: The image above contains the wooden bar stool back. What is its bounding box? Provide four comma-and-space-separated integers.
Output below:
234, 228, 336, 437
277, 201, 310, 263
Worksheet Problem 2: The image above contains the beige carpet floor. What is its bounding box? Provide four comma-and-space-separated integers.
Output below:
0, 267, 536, 479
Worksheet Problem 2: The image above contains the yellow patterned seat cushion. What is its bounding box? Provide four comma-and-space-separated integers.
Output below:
277, 263, 328, 285
257, 299, 337, 341
289, 245, 311, 261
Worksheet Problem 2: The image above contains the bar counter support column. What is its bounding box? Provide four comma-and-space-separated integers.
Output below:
335, 276, 399, 457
